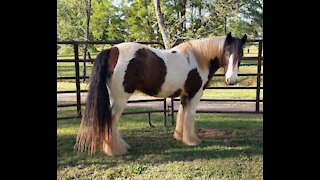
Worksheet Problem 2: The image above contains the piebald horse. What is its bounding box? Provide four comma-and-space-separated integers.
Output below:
75, 32, 247, 156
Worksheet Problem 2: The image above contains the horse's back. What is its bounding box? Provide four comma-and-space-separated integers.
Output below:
109, 42, 198, 98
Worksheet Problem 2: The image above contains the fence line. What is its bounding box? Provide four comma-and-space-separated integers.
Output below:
57, 40, 263, 126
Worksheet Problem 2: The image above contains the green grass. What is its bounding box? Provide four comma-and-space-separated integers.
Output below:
203, 89, 263, 100
57, 63, 93, 77
57, 111, 263, 179
58, 81, 89, 91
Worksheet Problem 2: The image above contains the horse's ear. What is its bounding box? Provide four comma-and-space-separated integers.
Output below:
226, 32, 233, 45
241, 34, 247, 44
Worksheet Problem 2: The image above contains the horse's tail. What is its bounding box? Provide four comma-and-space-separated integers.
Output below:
74, 49, 112, 155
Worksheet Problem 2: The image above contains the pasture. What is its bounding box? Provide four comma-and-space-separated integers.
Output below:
57, 112, 263, 179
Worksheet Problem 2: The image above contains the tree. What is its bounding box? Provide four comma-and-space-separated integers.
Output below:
57, 0, 263, 46
82, 0, 91, 81
153, 0, 171, 49
57, 0, 86, 41
78, 0, 127, 43
239, 0, 263, 38
176, 0, 187, 32
122, 0, 157, 42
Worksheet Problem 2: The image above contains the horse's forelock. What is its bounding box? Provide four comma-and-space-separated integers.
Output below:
228, 39, 243, 67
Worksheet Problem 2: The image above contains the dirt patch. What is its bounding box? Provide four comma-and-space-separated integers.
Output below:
242, 79, 255, 86
196, 128, 263, 140
197, 128, 239, 138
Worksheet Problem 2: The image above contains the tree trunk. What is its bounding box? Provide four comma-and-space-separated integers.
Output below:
224, 16, 227, 34
179, 0, 187, 32
199, 5, 202, 24
83, 0, 91, 82
153, 0, 171, 49
190, 4, 194, 31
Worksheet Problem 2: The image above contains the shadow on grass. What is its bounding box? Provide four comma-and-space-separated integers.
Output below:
58, 118, 262, 168
122, 126, 262, 163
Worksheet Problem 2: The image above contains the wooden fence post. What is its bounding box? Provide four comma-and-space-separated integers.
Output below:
74, 43, 82, 117
171, 97, 174, 126
163, 98, 167, 126
255, 41, 263, 112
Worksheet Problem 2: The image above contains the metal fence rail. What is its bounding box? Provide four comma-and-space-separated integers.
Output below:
57, 40, 263, 126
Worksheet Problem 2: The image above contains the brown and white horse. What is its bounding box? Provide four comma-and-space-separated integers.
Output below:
75, 32, 247, 156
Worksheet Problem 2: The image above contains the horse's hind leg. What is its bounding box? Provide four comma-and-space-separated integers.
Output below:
182, 91, 203, 146
103, 93, 131, 156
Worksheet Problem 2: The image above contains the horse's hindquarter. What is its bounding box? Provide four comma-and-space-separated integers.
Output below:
108, 42, 143, 94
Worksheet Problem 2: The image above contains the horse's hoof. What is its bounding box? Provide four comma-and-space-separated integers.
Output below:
103, 141, 129, 156
121, 139, 130, 150
182, 135, 201, 146
173, 131, 182, 141
104, 147, 128, 156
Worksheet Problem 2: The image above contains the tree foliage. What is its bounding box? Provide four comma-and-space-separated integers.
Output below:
57, 0, 263, 48
122, 0, 158, 42
57, 0, 86, 41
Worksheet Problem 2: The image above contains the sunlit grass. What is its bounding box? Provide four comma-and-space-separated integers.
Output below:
57, 112, 263, 179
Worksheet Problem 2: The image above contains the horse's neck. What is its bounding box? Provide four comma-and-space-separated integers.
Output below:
175, 38, 224, 70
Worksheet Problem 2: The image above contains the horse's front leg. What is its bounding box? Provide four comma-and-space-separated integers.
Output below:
182, 91, 203, 146
173, 104, 185, 141
174, 95, 189, 141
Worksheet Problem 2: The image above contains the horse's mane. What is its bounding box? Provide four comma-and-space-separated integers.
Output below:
174, 36, 226, 70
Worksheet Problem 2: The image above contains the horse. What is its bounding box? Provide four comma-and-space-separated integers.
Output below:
74, 32, 247, 156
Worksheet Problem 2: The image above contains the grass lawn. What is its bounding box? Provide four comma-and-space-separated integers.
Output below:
57, 110, 263, 179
